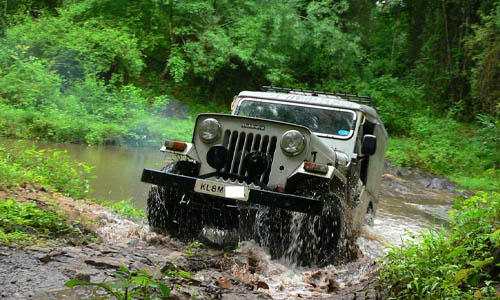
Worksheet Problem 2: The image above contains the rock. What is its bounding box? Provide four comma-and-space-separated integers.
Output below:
416, 178, 431, 188
101, 249, 120, 255
256, 281, 269, 290
84, 257, 129, 270
26, 245, 52, 253
247, 251, 259, 273
221, 293, 272, 300
127, 239, 139, 246
130, 261, 153, 272
167, 290, 189, 300
183, 255, 223, 272
37, 250, 65, 263
65, 269, 91, 282
37, 254, 53, 264
394, 167, 411, 177
430, 178, 454, 190
162, 257, 189, 274
218, 276, 234, 290
327, 278, 340, 293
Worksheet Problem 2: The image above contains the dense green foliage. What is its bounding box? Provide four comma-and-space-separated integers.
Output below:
380, 192, 500, 299
0, 198, 96, 246
0, 2, 498, 297
0, 145, 91, 198
0, 0, 498, 187
0, 0, 498, 141
387, 114, 500, 191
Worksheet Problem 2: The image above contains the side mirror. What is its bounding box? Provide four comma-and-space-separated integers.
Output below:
361, 135, 377, 156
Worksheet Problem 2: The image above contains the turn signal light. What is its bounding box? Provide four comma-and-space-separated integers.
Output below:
304, 162, 328, 174
164, 140, 187, 152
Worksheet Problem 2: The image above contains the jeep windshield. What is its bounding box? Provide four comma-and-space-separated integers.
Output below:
237, 99, 356, 139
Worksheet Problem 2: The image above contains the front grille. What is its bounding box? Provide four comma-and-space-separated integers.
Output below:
222, 130, 277, 184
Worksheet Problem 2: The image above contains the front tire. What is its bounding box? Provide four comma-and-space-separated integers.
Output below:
147, 161, 202, 241
256, 193, 359, 267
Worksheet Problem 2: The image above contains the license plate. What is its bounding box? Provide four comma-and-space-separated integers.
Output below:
194, 179, 249, 201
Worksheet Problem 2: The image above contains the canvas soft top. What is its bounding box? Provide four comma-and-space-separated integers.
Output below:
238, 91, 384, 129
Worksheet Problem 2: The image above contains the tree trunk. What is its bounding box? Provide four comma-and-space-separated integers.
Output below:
441, 0, 454, 99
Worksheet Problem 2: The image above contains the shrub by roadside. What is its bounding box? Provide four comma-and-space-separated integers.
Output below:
0, 145, 92, 199
379, 192, 500, 299
387, 115, 500, 192
0, 197, 97, 246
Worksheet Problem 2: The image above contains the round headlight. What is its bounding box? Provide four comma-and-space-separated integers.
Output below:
198, 118, 222, 143
280, 130, 306, 156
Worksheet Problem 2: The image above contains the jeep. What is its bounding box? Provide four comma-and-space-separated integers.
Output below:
141, 86, 387, 266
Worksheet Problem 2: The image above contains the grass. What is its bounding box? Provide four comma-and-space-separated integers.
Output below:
97, 198, 146, 220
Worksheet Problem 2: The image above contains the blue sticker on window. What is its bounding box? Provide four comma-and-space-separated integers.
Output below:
338, 130, 349, 136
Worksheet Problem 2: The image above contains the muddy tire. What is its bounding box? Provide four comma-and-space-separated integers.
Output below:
147, 161, 202, 241
257, 193, 359, 267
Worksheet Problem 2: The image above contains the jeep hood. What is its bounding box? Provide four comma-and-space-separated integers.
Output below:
194, 113, 313, 143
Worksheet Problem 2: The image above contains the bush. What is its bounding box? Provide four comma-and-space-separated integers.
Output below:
386, 114, 500, 191
0, 145, 92, 198
0, 198, 96, 246
379, 192, 500, 299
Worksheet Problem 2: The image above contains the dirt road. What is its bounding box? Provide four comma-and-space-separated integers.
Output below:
0, 163, 466, 299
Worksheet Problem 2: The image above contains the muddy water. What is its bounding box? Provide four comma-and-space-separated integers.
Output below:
1, 138, 462, 299
0, 138, 454, 241
0, 138, 167, 208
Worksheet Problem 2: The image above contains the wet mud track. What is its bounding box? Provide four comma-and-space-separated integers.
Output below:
0, 163, 468, 299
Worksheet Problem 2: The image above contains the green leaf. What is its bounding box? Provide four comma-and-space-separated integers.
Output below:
109, 283, 131, 289
65, 278, 93, 288
111, 271, 128, 282
119, 265, 130, 274
158, 282, 171, 297
446, 246, 466, 259
178, 270, 191, 279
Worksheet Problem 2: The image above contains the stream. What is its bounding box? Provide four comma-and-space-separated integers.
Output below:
0, 138, 464, 299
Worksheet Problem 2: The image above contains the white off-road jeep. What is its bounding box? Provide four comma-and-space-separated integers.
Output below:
142, 87, 387, 266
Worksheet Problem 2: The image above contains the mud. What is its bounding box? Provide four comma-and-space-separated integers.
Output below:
0, 163, 468, 299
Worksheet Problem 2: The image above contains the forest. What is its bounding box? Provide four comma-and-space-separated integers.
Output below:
0, 0, 499, 298
0, 0, 498, 190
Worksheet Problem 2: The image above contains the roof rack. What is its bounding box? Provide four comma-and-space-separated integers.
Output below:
262, 86, 373, 106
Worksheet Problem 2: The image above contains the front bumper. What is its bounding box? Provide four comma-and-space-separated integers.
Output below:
141, 168, 324, 215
